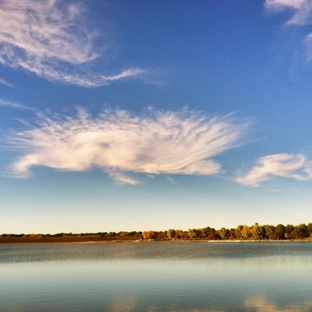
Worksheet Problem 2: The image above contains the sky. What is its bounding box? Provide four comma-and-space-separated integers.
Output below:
1, 0, 312, 234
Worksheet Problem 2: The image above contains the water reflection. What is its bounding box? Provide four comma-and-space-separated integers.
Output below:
0, 243, 312, 311
244, 296, 312, 312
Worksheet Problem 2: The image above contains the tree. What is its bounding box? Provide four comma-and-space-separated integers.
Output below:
229, 228, 236, 239
219, 227, 230, 240
285, 224, 294, 239
142, 231, 157, 240
175, 229, 183, 239
275, 224, 285, 240
157, 231, 167, 240
291, 224, 309, 239
241, 225, 251, 240
307, 223, 312, 237
188, 228, 199, 240
200, 227, 214, 239
251, 223, 265, 240
263, 225, 276, 239
167, 229, 176, 239
207, 232, 219, 240
235, 225, 243, 239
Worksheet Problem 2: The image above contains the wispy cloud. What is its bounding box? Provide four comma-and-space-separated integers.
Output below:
265, 0, 312, 61
0, 0, 144, 86
0, 78, 13, 87
236, 153, 312, 187
0, 98, 30, 110
265, 0, 312, 25
9, 108, 249, 184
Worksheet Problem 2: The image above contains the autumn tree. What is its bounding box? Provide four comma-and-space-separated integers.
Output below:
275, 224, 285, 240
291, 224, 309, 239
157, 231, 167, 240
142, 231, 157, 240
200, 227, 215, 239
167, 229, 176, 239
229, 228, 236, 239
285, 224, 294, 239
235, 225, 243, 239
207, 232, 218, 240
307, 223, 312, 237
175, 229, 184, 239
241, 225, 251, 240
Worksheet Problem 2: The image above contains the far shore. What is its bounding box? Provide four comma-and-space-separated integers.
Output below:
1, 237, 312, 245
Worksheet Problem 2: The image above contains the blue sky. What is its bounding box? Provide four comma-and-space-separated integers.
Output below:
1, 0, 312, 234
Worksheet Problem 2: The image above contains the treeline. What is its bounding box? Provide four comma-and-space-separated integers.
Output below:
0, 231, 142, 239
142, 223, 312, 241
1, 223, 312, 242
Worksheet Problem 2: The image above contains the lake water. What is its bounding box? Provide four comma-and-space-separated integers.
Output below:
1, 242, 312, 312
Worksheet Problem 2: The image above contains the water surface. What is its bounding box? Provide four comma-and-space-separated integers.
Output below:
1, 242, 312, 311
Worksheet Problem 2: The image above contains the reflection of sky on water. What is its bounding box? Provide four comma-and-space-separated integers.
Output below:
1, 254, 312, 311
244, 296, 312, 312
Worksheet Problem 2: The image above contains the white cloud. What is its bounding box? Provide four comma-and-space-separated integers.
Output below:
0, 0, 144, 86
236, 153, 312, 187
9, 108, 249, 184
266, 0, 306, 11
0, 98, 30, 110
265, 0, 312, 62
108, 170, 139, 186
0, 78, 13, 87
265, 0, 312, 25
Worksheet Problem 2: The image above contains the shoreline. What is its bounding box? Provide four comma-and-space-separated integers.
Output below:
1, 238, 312, 245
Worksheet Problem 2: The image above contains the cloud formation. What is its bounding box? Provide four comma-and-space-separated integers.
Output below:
265, 0, 312, 25
265, 0, 312, 61
0, 0, 144, 86
9, 108, 249, 184
236, 153, 312, 187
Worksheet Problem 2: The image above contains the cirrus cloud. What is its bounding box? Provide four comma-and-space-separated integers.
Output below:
0, 98, 30, 110
9, 108, 249, 184
0, 78, 13, 87
265, 0, 312, 25
236, 153, 312, 187
265, 0, 312, 62
0, 0, 144, 86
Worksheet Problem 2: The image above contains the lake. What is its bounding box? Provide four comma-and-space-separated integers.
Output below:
1, 242, 312, 311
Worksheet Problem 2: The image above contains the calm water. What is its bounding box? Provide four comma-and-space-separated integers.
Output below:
1, 242, 312, 312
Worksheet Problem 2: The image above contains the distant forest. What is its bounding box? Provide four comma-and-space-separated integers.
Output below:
1, 222, 312, 243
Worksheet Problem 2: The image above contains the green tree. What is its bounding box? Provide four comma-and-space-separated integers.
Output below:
263, 225, 276, 239
251, 223, 265, 240
187, 228, 199, 240
219, 227, 230, 240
